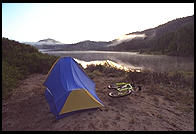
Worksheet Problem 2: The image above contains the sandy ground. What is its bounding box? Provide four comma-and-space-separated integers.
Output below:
2, 73, 194, 131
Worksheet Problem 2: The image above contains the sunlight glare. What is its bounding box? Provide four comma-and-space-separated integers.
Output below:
74, 58, 142, 72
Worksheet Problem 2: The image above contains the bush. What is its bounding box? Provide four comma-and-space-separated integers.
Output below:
123, 70, 194, 89
85, 64, 126, 77
2, 61, 23, 97
2, 38, 59, 98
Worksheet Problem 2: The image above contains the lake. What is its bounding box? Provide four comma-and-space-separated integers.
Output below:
39, 49, 194, 72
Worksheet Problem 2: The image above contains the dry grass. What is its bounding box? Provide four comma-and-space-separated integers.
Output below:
2, 64, 194, 131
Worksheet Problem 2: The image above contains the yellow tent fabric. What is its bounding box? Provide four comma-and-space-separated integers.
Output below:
60, 89, 103, 114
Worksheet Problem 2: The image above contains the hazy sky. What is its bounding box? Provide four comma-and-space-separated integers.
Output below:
2, 3, 194, 44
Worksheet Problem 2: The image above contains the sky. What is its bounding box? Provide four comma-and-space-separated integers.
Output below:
2, 3, 194, 44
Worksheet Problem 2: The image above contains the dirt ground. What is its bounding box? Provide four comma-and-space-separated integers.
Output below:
2, 73, 194, 131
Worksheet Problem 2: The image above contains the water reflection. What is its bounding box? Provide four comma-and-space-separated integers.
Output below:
74, 58, 142, 72
41, 50, 194, 72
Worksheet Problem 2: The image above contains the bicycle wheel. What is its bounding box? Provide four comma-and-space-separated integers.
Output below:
108, 90, 132, 98
108, 84, 118, 89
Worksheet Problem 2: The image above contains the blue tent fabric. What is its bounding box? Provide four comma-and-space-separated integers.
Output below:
43, 57, 103, 118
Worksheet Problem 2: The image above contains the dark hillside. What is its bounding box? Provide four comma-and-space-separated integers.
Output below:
110, 15, 194, 56
2, 38, 59, 97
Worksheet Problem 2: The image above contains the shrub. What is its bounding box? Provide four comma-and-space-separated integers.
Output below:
85, 64, 126, 77
2, 38, 59, 98
2, 61, 22, 97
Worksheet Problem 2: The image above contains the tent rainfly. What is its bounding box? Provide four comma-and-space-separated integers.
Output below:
43, 57, 104, 119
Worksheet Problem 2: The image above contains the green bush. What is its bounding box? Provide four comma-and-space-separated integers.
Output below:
2, 61, 22, 97
2, 38, 59, 98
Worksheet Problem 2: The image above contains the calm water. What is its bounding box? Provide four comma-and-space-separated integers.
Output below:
40, 49, 194, 72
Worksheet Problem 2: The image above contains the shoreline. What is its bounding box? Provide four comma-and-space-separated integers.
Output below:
39, 48, 194, 58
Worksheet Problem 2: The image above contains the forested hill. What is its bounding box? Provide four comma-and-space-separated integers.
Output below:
2, 38, 58, 97
110, 15, 194, 57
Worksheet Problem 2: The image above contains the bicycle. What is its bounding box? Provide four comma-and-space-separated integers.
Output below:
108, 82, 142, 98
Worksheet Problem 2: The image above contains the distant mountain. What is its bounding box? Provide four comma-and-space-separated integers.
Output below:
23, 15, 194, 56
23, 38, 63, 46
38, 38, 61, 44
34, 40, 111, 50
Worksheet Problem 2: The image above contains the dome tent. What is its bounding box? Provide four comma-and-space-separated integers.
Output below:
43, 57, 103, 119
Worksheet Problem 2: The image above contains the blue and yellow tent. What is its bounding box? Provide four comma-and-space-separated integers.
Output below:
43, 57, 104, 119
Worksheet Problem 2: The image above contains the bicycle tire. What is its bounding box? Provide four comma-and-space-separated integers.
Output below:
108, 83, 129, 89
107, 84, 118, 89
108, 90, 132, 98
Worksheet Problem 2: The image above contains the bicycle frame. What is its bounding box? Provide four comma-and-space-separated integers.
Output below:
116, 83, 133, 92
108, 82, 141, 98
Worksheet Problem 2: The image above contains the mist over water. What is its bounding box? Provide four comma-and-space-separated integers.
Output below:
109, 33, 147, 46
40, 50, 194, 72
